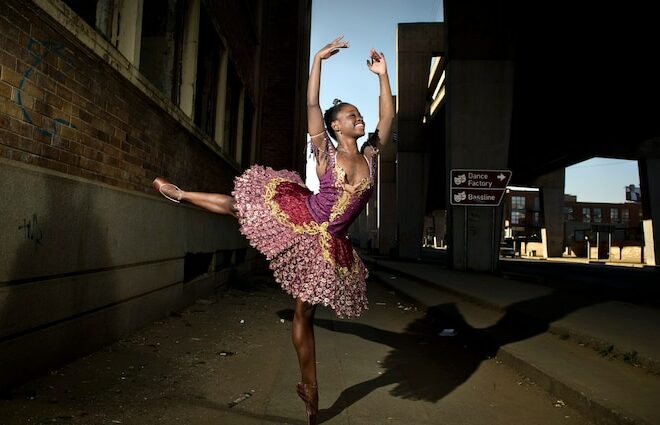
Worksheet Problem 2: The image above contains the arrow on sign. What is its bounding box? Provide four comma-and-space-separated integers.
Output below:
497, 173, 506, 181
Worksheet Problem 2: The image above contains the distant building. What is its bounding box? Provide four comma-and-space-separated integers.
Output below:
626, 184, 642, 202
502, 189, 644, 258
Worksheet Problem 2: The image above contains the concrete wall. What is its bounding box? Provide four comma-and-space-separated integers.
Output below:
0, 159, 251, 388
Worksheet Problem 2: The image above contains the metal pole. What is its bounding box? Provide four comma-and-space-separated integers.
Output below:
491, 207, 495, 272
464, 206, 468, 271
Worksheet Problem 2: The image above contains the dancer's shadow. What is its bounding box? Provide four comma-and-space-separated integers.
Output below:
278, 287, 601, 422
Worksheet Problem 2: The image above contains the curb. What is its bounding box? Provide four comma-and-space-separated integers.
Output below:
364, 258, 655, 425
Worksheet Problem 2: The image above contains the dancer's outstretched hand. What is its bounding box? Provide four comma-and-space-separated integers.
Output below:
315, 35, 349, 60
367, 48, 388, 75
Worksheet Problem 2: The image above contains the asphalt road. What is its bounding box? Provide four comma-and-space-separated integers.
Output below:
0, 271, 593, 424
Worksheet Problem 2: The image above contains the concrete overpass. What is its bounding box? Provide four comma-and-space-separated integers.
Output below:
379, 0, 660, 271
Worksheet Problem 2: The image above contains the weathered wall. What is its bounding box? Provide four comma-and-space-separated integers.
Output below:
0, 0, 290, 389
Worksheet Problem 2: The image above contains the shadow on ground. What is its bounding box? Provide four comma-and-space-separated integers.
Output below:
278, 287, 599, 423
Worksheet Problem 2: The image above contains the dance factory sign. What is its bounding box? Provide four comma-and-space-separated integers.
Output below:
450, 169, 512, 206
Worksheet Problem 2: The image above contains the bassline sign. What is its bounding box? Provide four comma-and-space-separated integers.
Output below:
450, 169, 512, 206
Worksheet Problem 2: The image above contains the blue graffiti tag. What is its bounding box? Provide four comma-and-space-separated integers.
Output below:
16, 38, 77, 138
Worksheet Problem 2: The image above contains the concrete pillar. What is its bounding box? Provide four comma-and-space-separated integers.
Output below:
377, 135, 397, 256
179, 0, 200, 118
534, 169, 566, 258
396, 23, 444, 259
446, 60, 514, 271
114, 0, 144, 67
640, 158, 659, 266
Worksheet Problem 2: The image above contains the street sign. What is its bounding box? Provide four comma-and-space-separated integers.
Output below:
450, 169, 512, 206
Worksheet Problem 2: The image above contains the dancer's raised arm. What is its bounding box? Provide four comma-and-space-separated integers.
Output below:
307, 35, 348, 147
366, 49, 394, 149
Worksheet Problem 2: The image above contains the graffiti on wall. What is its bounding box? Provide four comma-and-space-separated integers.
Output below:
18, 214, 43, 245
15, 38, 77, 138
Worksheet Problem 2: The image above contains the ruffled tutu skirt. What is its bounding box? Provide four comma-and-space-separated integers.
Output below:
232, 165, 368, 318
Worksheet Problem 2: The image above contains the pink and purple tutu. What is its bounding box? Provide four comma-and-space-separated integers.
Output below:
232, 165, 369, 318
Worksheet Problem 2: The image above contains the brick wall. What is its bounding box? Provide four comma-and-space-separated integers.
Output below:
0, 0, 238, 196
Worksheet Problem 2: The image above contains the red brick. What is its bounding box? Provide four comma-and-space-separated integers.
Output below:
59, 125, 79, 141
37, 72, 57, 93
20, 78, 43, 99
36, 156, 68, 174
45, 63, 65, 83
68, 140, 84, 156
78, 109, 92, 123
14, 89, 34, 110
58, 149, 80, 167
9, 116, 32, 138
62, 100, 79, 117
73, 71, 91, 89
3, 6, 31, 34
41, 144, 60, 161
51, 136, 70, 150
0, 66, 21, 87
0, 98, 23, 120
0, 49, 16, 71
1, 130, 42, 155
0, 81, 11, 99
1, 37, 29, 67
80, 168, 99, 181
56, 83, 73, 102
78, 156, 99, 172
32, 126, 52, 144
82, 146, 104, 162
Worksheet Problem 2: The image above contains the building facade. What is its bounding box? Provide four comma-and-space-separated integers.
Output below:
502, 189, 644, 261
0, 0, 310, 388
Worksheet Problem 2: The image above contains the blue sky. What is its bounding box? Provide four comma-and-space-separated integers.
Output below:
309, 0, 640, 204
565, 158, 639, 203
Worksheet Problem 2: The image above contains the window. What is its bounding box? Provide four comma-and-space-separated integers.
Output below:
240, 99, 255, 166
62, 0, 114, 39
533, 197, 540, 212
583, 208, 591, 223
610, 208, 619, 223
194, 10, 223, 137
512, 210, 526, 224
622, 208, 630, 223
512, 196, 525, 210
140, 0, 185, 102
593, 208, 602, 223
564, 207, 574, 221
533, 212, 541, 226
223, 64, 243, 159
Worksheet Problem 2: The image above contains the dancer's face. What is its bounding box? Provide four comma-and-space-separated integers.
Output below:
332, 104, 365, 139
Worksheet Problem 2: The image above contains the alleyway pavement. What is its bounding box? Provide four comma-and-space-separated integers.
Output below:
0, 269, 595, 425
361, 252, 660, 425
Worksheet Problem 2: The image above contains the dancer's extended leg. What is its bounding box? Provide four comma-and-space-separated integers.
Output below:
181, 191, 237, 217
293, 298, 318, 424
153, 177, 237, 217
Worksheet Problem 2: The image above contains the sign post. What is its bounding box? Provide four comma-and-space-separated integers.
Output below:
450, 169, 512, 206
450, 169, 512, 271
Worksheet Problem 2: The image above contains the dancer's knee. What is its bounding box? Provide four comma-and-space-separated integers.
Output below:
294, 299, 316, 320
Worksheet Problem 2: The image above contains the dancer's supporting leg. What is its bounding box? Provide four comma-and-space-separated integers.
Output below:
293, 298, 317, 384
293, 298, 318, 424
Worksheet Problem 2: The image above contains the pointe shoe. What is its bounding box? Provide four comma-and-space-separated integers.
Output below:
152, 177, 183, 203
296, 382, 318, 425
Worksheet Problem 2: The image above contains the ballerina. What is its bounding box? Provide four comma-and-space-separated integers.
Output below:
153, 35, 394, 424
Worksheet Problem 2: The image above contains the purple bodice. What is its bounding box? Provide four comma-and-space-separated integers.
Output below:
306, 133, 376, 238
